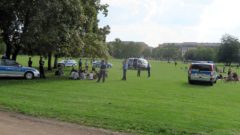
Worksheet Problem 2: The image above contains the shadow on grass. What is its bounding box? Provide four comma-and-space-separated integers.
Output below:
181, 82, 214, 89
0, 76, 73, 87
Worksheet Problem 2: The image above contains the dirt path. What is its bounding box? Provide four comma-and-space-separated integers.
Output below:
0, 111, 128, 135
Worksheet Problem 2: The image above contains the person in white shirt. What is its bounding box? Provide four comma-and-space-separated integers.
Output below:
89, 72, 94, 80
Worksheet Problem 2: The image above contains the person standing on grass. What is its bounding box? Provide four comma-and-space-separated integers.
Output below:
97, 60, 107, 83
39, 56, 46, 79
122, 59, 128, 81
28, 57, 33, 67
78, 58, 82, 70
147, 61, 151, 78
137, 63, 141, 77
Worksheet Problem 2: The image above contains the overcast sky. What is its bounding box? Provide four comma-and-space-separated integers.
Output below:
99, 0, 240, 47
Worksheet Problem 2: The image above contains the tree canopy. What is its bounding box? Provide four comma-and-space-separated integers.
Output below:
217, 34, 240, 65
0, 0, 110, 61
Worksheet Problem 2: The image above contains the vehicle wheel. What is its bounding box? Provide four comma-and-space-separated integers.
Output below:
210, 82, 214, 86
188, 79, 193, 84
25, 72, 34, 80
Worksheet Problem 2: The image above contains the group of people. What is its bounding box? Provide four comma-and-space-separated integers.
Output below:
69, 67, 97, 80
122, 59, 151, 81
226, 68, 239, 81
69, 59, 107, 83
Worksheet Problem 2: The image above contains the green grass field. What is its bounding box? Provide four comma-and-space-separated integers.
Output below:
1, 56, 240, 135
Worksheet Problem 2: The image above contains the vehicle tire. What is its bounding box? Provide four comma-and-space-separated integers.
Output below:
210, 82, 214, 86
25, 72, 34, 80
188, 79, 193, 84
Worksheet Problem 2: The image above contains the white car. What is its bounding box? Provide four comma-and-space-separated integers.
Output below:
127, 58, 149, 70
58, 60, 77, 67
188, 62, 218, 86
92, 61, 113, 68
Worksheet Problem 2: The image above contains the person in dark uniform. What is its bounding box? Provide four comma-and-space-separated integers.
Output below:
122, 59, 128, 81
97, 60, 107, 83
39, 56, 46, 79
137, 64, 141, 77
147, 61, 151, 78
78, 58, 82, 70
174, 61, 177, 67
28, 57, 33, 67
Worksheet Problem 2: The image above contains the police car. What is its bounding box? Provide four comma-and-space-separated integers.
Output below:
188, 61, 218, 85
0, 59, 40, 80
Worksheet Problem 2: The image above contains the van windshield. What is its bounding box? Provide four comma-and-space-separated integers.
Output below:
191, 64, 212, 71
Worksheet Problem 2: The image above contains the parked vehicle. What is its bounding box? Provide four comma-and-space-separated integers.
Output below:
188, 62, 218, 85
0, 59, 40, 80
92, 61, 113, 68
58, 59, 77, 67
127, 58, 149, 70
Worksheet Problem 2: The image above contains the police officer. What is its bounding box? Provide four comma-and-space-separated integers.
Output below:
39, 56, 46, 79
97, 60, 107, 83
147, 61, 151, 78
28, 57, 33, 67
78, 58, 82, 70
137, 64, 141, 77
122, 59, 128, 81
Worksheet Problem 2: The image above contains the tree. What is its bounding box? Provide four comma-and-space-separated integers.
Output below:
1, 0, 110, 71
184, 47, 216, 61
217, 34, 240, 65
108, 39, 151, 59
0, 0, 110, 64
155, 44, 181, 61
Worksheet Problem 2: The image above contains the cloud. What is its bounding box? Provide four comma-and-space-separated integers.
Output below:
100, 0, 240, 47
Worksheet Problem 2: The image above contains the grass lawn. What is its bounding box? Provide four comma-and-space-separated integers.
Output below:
1, 56, 240, 135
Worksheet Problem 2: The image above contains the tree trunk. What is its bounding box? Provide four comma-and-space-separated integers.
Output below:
3, 33, 12, 59
53, 54, 58, 69
12, 46, 21, 61
6, 44, 11, 59
48, 52, 52, 71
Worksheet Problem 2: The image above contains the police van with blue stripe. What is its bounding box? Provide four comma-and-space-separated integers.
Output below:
188, 61, 218, 85
0, 59, 40, 80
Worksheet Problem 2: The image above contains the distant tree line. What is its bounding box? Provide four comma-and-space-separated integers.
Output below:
109, 34, 240, 65
0, 0, 110, 70
108, 38, 151, 59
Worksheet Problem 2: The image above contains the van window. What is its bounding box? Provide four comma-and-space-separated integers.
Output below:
191, 64, 212, 71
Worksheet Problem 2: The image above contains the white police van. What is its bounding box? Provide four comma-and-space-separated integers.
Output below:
188, 61, 218, 85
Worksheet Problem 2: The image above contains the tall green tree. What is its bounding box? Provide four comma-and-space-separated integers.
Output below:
0, 0, 110, 70
217, 34, 240, 65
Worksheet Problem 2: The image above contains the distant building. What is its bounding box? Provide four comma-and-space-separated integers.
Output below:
158, 42, 220, 56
